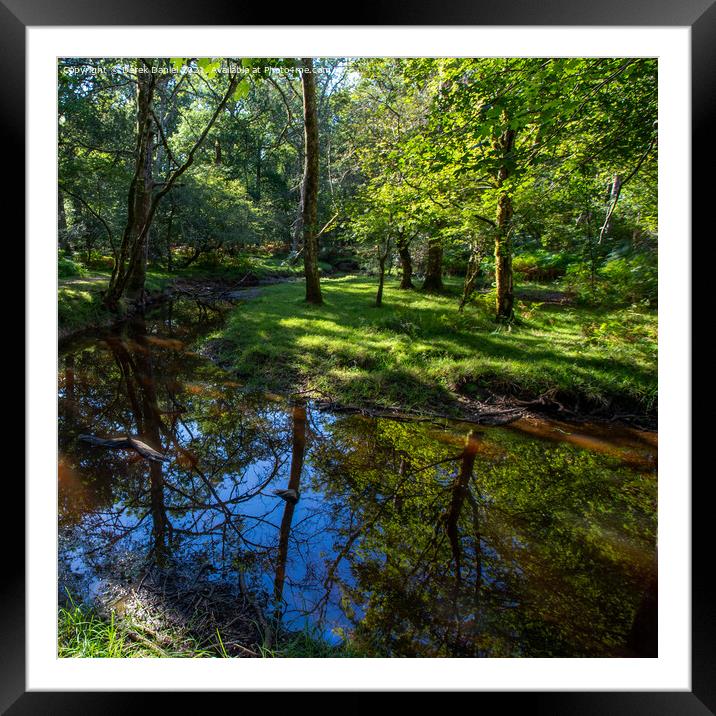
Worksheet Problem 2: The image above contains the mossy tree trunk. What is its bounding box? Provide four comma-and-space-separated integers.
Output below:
105, 66, 157, 311
494, 193, 514, 320
104, 61, 238, 313
299, 59, 323, 305
422, 237, 444, 293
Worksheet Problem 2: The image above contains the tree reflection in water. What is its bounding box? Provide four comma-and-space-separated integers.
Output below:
58, 299, 658, 657
272, 403, 306, 615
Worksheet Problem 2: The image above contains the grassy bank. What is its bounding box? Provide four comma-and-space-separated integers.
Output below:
215, 276, 657, 419
58, 270, 177, 339
57, 256, 303, 340
58, 274, 113, 337
58, 598, 220, 658
58, 600, 354, 658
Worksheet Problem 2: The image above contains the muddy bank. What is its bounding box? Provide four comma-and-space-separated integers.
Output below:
192, 350, 657, 431
307, 393, 656, 431
472, 386, 656, 431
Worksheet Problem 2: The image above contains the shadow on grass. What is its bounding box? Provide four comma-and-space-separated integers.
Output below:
219, 277, 657, 413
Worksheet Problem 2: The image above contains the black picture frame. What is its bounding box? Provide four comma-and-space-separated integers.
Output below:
9, 1, 709, 711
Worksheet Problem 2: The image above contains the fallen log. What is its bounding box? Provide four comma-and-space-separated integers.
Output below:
79, 434, 168, 463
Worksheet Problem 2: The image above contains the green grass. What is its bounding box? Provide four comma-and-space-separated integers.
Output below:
57, 269, 182, 338
58, 596, 224, 658
57, 599, 182, 658
259, 626, 360, 657
58, 596, 356, 658
57, 256, 305, 338
216, 276, 657, 417
58, 273, 113, 336
58, 600, 130, 658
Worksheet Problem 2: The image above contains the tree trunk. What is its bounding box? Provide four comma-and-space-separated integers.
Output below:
494, 192, 514, 319
397, 237, 414, 289
445, 431, 480, 583
299, 59, 323, 305
124, 71, 156, 304
376, 261, 386, 306
600, 172, 621, 238
105, 66, 157, 311
58, 190, 71, 254
104, 65, 238, 313
608, 173, 622, 204
422, 237, 444, 292
273, 403, 307, 620
494, 124, 516, 321
290, 147, 305, 254
459, 245, 482, 312
84, 235, 94, 265
255, 144, 262, 200
165, 203, 174, 272
375, 242, 390, 307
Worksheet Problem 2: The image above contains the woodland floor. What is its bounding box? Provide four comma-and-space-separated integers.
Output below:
58, 270, 657, 424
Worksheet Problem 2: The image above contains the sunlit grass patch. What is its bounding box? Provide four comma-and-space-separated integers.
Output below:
58, 284, 110, 334
58, 599, 130, 658
58, 593, 226, 659
218, 276, 657, 417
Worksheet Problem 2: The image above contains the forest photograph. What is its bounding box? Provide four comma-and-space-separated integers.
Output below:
57, 56, 658, 659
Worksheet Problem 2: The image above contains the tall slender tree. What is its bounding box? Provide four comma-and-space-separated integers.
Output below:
494, 118, 516, 320
299, 58, 323, 304
104, 59, 240, 311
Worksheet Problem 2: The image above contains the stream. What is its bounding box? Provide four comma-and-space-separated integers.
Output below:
58, 295, 658, 657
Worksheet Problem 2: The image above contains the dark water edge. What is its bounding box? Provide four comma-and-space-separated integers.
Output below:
58, 297, 658, 658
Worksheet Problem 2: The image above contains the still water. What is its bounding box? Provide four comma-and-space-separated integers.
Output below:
58, 298, 657, 657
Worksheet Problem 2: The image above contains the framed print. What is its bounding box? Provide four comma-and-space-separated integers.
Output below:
8, 0, 710, 711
